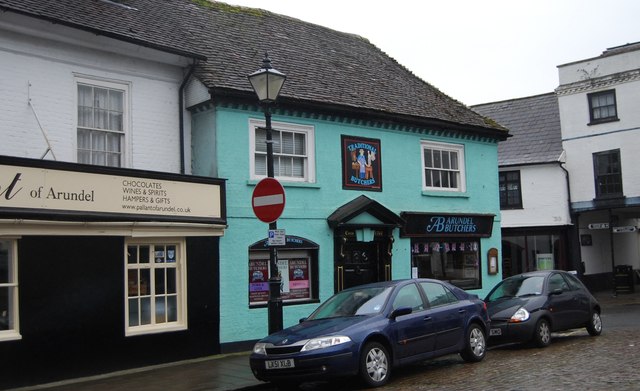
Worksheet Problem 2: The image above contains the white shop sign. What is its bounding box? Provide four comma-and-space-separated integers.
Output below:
0, 163, 222, 222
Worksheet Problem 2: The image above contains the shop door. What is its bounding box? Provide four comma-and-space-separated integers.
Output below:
339, 241, 380, 291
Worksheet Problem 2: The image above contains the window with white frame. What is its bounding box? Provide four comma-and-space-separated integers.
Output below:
249, 119, 315, 182
0, 239, 20, 341
77, 78, 128, 167
421, 141, 465, 192
125, 240, 186, 336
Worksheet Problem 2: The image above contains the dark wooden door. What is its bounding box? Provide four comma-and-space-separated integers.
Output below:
338, 241, 379, 291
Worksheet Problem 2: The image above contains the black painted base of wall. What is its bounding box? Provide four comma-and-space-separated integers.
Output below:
1, 235, 220, 389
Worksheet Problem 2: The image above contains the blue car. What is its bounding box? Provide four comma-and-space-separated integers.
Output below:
249, 278, 490, 387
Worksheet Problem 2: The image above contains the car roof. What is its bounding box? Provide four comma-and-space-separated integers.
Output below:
342, 278, 448, 291
508, 270, 565, 279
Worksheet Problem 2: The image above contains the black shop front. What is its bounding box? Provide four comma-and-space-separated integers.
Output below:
0, 156, 226, 389
401, 212, 495, 290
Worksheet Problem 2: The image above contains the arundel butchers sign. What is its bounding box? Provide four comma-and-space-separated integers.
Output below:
400, 212, 495, 238
0, 157, 225, 224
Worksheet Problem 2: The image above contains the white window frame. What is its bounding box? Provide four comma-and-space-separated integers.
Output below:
124, 238, 187, 337
249, 119, 316, 183
75, 75, 131, 168
421, 140, 466, 192
0, 239, 21, 342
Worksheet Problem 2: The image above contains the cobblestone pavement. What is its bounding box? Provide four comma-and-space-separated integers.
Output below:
292, 297, 640, 391
288, 327, 640, 391
377, 328, 640, 391
15, 292, 639, 391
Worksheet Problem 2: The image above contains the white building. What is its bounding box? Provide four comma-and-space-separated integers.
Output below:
473, 93, 574, 279
556, 42, 640, 291
0, 3, 226, 388
474, 43, 640, 292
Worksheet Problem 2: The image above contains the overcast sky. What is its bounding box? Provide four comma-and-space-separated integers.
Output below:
223, 0, 639, 106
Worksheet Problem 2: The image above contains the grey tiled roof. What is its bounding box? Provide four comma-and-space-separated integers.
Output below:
0, 0, 206, 59
472, 93, 563, 166
1, 0, 507, 136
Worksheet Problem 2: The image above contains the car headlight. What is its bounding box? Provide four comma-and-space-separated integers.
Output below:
253, 342, 268, 355
509, 307, 530, 323
301, 336, 352, 352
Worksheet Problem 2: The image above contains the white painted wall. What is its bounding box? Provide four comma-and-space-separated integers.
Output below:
557, 45, 640, 276
558, 47, 640, 85
579, 213, 640, 274
0, 13, 191, 173
557, 46, 640, 203
560, 128, 640, 203
500, 164, 571, 228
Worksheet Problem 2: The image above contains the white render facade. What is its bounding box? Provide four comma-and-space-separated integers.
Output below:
0, 11, 193, 171
0, 7, 228, 388
556, 43, 640, 289
500, 163, 571, 229
472, 92, 574, 279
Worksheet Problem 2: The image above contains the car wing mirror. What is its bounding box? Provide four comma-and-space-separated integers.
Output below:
551, 288, 563, 295
391, 307, 412, 319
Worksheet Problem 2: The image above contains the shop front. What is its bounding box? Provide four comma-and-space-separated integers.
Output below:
401, 212, 496, 291
501, 227, 570, 279
0, 156, 226, 389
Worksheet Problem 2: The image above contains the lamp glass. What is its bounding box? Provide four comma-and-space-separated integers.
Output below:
248, 68, 286, 103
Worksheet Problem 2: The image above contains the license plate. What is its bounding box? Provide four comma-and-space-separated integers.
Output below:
265, 359, 295, 369
490, 328, 502, 336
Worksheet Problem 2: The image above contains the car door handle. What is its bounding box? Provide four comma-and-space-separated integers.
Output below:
458, 309, 467, 314
423, 316, 432, 321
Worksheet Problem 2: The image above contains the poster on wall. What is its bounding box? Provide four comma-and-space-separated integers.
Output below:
249, 259, 270, 303
249, 258, 311, 305
285, 258, 310, 300
536, 253, 554, 270
341, 135, 382, 191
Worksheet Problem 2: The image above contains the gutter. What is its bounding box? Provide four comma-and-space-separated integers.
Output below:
210, 88, 511, 142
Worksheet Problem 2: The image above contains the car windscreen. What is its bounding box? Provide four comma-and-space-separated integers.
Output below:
307, 286, 393, 320
486, 276, 545, 302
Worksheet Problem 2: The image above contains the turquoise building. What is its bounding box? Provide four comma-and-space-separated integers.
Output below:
183, 4, 509, 350
0, 1, 509, 386
192, 103, 506, 349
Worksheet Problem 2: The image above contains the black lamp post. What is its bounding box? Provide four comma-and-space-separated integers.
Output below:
248, 53, 287, 334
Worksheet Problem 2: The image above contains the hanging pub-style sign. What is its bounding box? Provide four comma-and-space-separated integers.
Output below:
341, 135, 382, 192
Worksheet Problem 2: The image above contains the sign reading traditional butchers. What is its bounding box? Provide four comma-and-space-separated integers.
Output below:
0, 157, 225, 224
341, 135, 382, 191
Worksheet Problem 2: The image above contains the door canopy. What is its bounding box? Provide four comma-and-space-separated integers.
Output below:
327, 195, 404, 229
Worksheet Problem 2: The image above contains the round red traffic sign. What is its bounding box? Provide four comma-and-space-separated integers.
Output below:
252, 178, 286, 223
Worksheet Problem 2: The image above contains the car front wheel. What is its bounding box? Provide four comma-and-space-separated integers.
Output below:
586, 311, 602, 336
359, 342, 390, 387
533, 318, 551, 347
460, 323, 486, 362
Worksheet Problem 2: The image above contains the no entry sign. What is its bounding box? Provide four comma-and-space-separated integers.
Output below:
252, 178, 286, 223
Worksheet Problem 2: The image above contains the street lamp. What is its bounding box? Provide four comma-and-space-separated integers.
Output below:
248, 53, 287, 334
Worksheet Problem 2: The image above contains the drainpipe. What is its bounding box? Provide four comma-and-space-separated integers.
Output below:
608, 208, 617, 295
178, 61, 197, 175
558, 152, 581, 274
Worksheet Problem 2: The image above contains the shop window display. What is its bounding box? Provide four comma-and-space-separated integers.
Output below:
411, 240, 480, 290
